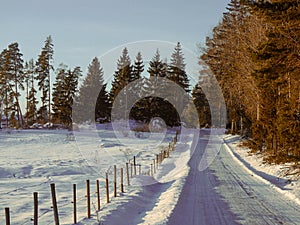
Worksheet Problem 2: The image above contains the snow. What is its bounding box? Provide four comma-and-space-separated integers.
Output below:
0, 126, 193, 224
1, 128, 300, 224
223, 135, 300, 206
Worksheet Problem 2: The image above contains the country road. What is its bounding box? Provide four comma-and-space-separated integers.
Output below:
167, 130, 300, 225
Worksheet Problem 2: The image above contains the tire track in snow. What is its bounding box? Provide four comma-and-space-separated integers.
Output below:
167, 130, 239, 225
167, 131, 300, 225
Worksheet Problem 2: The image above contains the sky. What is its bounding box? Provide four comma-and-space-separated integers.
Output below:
0, 0, 229, 72
0, 0, 229, 110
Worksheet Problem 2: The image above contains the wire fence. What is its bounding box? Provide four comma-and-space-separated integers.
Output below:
3, 132, 178, 225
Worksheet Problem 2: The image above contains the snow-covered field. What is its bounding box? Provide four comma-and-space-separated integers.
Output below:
0, 125, 194, 224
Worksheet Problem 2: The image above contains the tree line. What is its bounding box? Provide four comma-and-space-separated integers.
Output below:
0, 39, 210, 130
75, 43, 193, 128
200, 0, 300, 163
0, 36, 54, 128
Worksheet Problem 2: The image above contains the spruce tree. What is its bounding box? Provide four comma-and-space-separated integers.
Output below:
167, 42, 190, 92
167, 42, 190, 122
129, 52, 145, 121
95, 83, 109, 122
148, 49, 167, 78
139, 50, 180, 126
132, 52, 144, 80
109, 48, 133, 120
52, 64, 81, 128
75, 57, 109, 123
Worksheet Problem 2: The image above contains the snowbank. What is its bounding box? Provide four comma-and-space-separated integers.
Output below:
223, 135, 300, 206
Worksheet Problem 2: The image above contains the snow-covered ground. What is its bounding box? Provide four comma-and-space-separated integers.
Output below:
224, 135, 300, 205
1, 128, 300, 225
0, 126, 194, 225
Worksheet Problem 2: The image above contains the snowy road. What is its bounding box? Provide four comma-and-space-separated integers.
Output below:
167, 131, 300, 225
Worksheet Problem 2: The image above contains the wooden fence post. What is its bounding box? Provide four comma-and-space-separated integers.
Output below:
175, 131, 178, 143
153, 159, 156, 174
120, 168, 124, 193
5, 208, 10, 225
114, 165, 117, 197
150, 164, 153, 176
86, 180, 91, 219
139, 165, 141, 175
33, 192, 38, 225
50, 183, 59, 225
96, 180, 100, 211
106, 173, 109, 203
134, 156, 136, 175
73, 184, 77, 224
126, 162, 130, 186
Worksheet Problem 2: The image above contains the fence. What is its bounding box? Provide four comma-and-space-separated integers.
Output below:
3, 132, 178, 225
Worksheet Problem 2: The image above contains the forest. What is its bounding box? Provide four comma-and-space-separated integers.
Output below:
201, 0, 300, 163
0, 0, 299, 164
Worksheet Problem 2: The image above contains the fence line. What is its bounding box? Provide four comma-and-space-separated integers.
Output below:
4, 131, 178, 224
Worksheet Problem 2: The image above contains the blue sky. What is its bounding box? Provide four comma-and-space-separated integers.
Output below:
0, 0, 229, 74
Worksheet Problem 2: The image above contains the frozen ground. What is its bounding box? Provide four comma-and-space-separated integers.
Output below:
0, 125, 194, 225
1, 128, 300, 225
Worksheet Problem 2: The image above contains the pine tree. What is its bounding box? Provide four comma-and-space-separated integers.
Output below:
36, 35, 54, 123
0, 50, 6, 128
0, 49, 8, 128
24, 61, 30, 123
0, 48, 18, 128
201, 0, 262, 132
7, 42, 24, 128
24, 59, 38, 126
